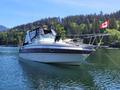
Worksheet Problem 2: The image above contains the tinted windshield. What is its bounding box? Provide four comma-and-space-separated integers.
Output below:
29, 28, 55, 42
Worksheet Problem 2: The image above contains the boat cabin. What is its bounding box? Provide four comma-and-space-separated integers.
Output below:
23, 27, 57, 45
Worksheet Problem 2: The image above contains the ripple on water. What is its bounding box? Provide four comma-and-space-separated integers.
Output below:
0, 47, 120, 90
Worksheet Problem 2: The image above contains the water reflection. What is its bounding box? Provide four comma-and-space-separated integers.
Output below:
1, 47, 120, 90
19, 61, 96, 90
87, 48, 120, 69
87, 48, 120, 90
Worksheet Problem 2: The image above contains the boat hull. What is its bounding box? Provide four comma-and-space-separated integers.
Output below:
19, 53, 89, 65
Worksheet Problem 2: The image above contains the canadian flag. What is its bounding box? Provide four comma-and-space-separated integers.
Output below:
100, 20, 110, 29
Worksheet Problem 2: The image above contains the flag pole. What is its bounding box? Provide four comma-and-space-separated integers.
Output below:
97, 19, 109, 47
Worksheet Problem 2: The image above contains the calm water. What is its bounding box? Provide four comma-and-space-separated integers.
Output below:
0, 47, 120, 90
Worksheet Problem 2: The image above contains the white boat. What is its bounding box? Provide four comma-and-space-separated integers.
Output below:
19, 27, 95, 65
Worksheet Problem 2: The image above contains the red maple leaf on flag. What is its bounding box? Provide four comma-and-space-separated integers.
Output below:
100, 20, 110, 29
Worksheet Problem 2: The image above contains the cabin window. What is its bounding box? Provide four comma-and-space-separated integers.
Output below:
29, 30, 37, 41
29, 28, 55, 42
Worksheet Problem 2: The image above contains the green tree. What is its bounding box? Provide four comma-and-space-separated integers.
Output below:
106, 29, 120, 42
55, 24, 66, 39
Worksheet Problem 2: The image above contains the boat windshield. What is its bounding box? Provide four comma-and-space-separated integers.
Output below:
29, 28, 55, 42
29, 30, 37, 40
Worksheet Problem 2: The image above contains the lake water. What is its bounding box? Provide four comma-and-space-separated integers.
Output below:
0, 47, 120, 90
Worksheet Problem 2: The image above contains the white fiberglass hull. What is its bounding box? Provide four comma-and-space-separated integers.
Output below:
19, 43, 95, 65
19, 53, 89, 65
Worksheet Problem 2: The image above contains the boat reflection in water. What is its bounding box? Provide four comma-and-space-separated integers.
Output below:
19, 26, 95, 65
19, 60, 96, 90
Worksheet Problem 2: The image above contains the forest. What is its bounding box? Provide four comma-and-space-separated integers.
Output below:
1, 10, 120, 46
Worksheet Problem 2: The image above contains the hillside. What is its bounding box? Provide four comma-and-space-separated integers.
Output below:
8, 10, 120, 37
1, 10, 120, 45
0, 25, 8, 31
